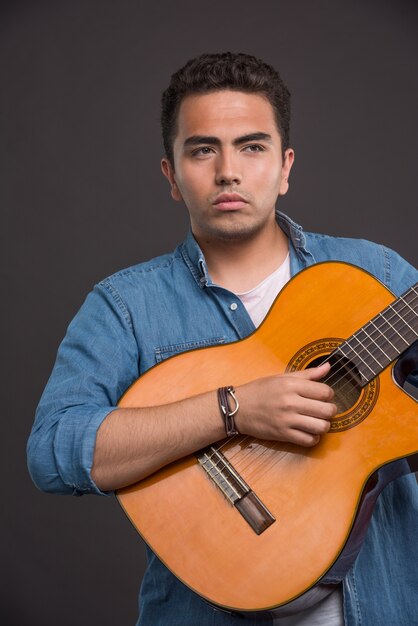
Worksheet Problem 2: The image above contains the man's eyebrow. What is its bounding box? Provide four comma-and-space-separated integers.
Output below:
183, 135, 221, 147
233, 132, 273, 145
183, 132, 273, 148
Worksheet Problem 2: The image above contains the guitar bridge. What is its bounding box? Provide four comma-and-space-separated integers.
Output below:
196, 446, 275, 535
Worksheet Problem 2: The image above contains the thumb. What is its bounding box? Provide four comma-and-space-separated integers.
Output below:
295, 361, 331, 381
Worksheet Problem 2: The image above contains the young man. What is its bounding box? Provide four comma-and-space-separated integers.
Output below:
28, 53, 418, 625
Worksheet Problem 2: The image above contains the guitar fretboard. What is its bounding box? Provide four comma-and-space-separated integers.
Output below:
334, 283, 418, 385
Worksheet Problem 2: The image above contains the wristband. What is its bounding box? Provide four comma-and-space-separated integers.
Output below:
217, 386, 240, 436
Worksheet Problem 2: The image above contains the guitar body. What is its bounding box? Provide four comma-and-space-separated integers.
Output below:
116, 262, 418, 614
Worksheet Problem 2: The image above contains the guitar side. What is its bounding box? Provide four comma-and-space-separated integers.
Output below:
116, 262, 418, 613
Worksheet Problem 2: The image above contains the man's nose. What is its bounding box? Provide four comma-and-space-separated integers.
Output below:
215, 151, 241, 186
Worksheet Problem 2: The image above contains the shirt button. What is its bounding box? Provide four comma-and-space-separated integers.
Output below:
230, 302, 238, 311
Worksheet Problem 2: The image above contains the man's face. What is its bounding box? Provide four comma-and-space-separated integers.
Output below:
161, 90, 294, 244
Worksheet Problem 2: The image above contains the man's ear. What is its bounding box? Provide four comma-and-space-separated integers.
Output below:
161, 158, 183, 201
278, 148, 295, 196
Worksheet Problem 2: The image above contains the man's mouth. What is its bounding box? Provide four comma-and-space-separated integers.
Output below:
212, 193, 248, 211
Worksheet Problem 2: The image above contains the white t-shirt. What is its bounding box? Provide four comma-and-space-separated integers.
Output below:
236, 254, 291, 327
236, 254, 344, 626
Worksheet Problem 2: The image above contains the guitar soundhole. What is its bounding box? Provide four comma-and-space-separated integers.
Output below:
308, 354, 362, 414
288, 338, 380, 432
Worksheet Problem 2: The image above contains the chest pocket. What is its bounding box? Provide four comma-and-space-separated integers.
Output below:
154, 336, 225, 364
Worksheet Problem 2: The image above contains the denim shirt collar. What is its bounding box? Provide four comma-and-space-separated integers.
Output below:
180, 209, 315, 288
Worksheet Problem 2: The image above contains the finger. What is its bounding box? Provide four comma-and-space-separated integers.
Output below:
293, 414, 333, 435
287, 430, 321, 447
292, 379, 335, 402
295, 398, 337, 420
293, 362, 331, 381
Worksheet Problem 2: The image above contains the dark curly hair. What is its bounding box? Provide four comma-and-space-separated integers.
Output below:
161, 52, 291, 165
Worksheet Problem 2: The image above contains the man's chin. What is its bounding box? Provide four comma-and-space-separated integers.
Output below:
196, 223, 265, 243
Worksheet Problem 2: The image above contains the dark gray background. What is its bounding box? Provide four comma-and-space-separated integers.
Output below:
2, 1, 417, 624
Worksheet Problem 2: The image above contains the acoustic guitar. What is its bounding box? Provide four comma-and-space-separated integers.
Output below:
116, 262, 418, 616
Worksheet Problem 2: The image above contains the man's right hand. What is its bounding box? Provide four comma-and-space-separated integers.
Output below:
235, 362, 337, 447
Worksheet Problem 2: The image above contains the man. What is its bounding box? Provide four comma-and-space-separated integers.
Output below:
27, 53, 418, 625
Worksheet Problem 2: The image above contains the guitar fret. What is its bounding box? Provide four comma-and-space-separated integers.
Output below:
385, 306, 413, 346
390, 290, 418, 331
370, 317, 399, 355
370, 320, 399, 366
361, 325, 391, 360
371, 316, 403, 356
375, 308, 411, 345
338, 340, 377, 379
352, 328, 385, 369
393, 298, 418, 337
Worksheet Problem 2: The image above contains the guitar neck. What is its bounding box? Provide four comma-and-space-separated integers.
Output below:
334, 282, 418, 385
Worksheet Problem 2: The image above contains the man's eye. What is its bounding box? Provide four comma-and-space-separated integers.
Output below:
192, 147, 214, 156
243, 144, 265, 152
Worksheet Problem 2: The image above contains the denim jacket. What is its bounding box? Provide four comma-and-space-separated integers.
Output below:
27, 211, 418, 625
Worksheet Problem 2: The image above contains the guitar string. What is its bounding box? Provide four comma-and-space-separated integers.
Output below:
242, 446, 294, 485
222, 437, 274, 473
204, 289, 418, 489
205, 437, 280, 489
198, 446, 246, 502
230, 441, 288, 482
203, 441, 276, 500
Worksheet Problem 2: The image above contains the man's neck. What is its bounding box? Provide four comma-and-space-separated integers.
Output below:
197, 222, 289, 293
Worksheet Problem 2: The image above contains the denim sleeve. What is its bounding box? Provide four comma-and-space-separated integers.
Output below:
27, 282, 139, 496
383, 245, 418, 295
